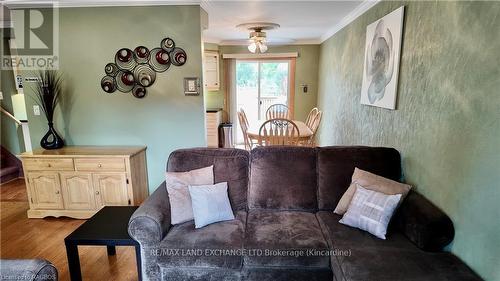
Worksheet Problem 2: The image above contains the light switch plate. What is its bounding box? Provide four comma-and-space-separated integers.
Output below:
184, 77, 200, 96
0, 91, 3, 100
33, 105, 40, 115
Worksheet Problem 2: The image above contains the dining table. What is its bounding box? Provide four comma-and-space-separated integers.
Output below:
246, 120, 313, 141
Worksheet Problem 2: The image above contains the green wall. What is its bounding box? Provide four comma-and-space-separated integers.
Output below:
1, 28, 23, 156
317, 1, 499, 280
9, 5, 206, 191
204, 44, 320, 121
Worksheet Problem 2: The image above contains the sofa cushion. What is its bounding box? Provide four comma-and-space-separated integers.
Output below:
158, 210, 246, 270
242, 267, 332, 281
244, 210, 329, 268
161, 267, 240, 281
249, 147, 317, 210
317, 146, 402, 210
317, 211, 482, 281
316, 211, 417, 251
332, 248, 482, 281
167, 148, 249, 211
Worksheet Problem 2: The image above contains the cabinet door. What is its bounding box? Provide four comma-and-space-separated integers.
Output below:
60, 173, 96, 210
93, 173, 129, 207
203, 52, 219, 90
27, 172, 64, 210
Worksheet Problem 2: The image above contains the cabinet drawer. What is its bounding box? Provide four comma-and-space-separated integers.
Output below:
24, 158, 74, 171
206, 118, 219, 125
207, 136, 218, 148
206, 113, 220, 122
207, 128, 218, 136
75, 158, 126, 172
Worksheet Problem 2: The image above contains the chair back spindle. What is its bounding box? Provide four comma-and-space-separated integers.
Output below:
266, 104, 290, 120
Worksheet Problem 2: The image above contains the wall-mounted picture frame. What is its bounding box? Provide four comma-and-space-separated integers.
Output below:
360, 6, 405, 110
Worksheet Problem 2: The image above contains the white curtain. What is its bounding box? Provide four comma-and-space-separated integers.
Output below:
224, 59, 238, 143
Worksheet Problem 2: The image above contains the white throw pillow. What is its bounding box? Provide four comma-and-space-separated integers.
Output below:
166, 165, 214, 225
339, 184, 401, 239
188, 182, 235, 228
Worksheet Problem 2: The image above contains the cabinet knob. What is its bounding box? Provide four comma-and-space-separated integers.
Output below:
95, 191, 100, 195
98, 163, 102, 168
55, 190, 60, 194
47, 163, 52, 167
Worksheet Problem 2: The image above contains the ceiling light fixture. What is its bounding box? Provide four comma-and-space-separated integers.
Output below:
236, 23, 280, 54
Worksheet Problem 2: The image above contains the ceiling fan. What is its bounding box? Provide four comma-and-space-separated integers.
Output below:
236, 22, 280, 53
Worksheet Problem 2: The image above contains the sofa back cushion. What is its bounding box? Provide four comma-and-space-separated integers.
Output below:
249, 146, 317, 211
167, 148, 249, 211
317, 146, 401, 210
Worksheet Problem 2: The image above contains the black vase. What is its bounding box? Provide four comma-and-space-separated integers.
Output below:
40, 122, 64, 150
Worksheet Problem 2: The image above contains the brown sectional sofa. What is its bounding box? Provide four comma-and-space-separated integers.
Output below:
128, 146, 482, 281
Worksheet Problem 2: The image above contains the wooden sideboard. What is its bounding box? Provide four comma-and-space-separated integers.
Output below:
20, 146, 149, 219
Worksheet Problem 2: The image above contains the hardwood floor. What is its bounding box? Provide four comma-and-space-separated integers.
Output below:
0, 178, 28, 202
0, 179, 139, 281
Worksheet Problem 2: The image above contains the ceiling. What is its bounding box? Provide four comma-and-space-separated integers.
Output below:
201, 1, 374, 45
2, 0, 378, 45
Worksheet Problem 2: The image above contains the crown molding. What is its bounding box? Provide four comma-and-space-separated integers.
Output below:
320, 0, 380, 43
3, 0, 202, 9
203, 36, 320, 46
218, 39, 320, 46
222, 52, 298, 59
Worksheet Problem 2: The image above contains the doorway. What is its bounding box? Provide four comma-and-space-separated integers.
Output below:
234, 60, 291, 144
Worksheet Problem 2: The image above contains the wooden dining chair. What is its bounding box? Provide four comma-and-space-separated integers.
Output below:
266, 104, 290, 120
258, 118, 300, 146
237, 109, 254, 150
306, 111, 323, 147
305, 107, 319, 128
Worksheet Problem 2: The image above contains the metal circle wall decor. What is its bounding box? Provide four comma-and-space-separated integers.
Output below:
161, 37, 175, 52
133, 46, 150, 64
101, 76, 117, 93
116, 70, 135, 93
149, 48, 171, 73
104, 63, 119, 77
115, 48, 136, 71
132, 84, 147, 98
169, 47, 187, 66
133, 64, 156, 87
101, 37, 187, 98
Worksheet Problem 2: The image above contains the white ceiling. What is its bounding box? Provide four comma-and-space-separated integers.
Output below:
201, 1, 373, 45
2, 0, 378, 45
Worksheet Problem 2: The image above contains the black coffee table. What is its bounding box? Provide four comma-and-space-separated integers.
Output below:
64, 206, 141, 281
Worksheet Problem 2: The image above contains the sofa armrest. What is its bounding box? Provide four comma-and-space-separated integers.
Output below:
128, 182, 171, 245
394, 191, 454, 251
0, 259, 58, 281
